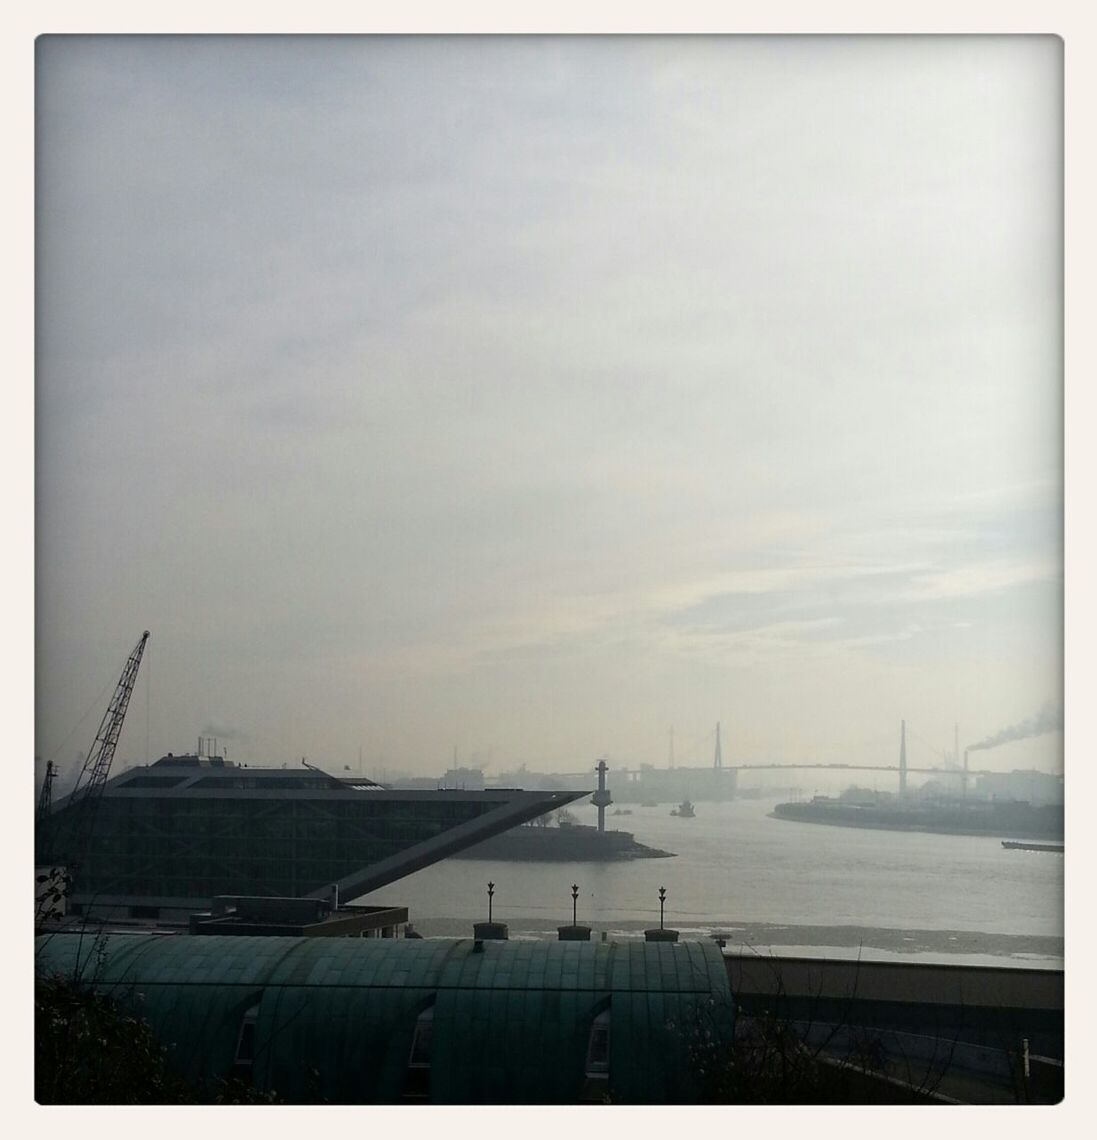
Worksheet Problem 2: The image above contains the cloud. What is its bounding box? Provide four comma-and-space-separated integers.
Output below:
35, 37, 1063, 770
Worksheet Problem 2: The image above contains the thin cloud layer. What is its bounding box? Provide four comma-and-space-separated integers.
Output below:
36, 36, 1062, 778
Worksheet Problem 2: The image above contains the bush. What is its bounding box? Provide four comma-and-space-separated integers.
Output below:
35, 974, 280, 1104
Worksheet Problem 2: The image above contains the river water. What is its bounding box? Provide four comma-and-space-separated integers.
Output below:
359, 798, 1064, 966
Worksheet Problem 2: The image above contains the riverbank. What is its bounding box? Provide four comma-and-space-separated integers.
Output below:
401, 916, 1063, 967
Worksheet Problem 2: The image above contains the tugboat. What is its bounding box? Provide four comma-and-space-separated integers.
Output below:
670, 800, 696, 818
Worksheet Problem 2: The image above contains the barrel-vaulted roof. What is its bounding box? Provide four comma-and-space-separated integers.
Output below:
36, 933, 733, 1103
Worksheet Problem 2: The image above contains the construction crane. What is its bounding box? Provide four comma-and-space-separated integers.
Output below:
56, 630, 150, 878
35, 760, 56, 865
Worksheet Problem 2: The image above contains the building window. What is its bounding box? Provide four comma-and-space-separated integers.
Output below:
582, 1009, 611, 1102
403, 1005, 434, 1101
230, 1003, 260, 1083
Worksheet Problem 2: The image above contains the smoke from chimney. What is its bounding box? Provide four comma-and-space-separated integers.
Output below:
967, 703, 1063, 754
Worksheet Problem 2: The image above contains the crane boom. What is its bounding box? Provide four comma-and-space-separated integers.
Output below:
60, 630, 150, 871
35, 760, 56, 864
36, 760, 55, 821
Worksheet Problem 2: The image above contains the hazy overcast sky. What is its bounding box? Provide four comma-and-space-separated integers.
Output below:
36, 35, 1062, 782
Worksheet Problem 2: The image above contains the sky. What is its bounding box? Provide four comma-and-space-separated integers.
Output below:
35, 35, 1063, 786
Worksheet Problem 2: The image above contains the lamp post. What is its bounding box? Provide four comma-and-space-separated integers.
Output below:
473, 879, 508, 942
645, 885, 678, 942
557, 882, 590, 941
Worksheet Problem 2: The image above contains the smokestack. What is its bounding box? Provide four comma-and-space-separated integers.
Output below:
899, 720, 907, 799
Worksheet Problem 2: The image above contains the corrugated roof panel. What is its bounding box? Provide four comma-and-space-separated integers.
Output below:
316, 988, 374, 1102
576, 944, 597, 990
606, 940, 628, 991
352, 988, 416, 1103
371, 952, 399, 988
546, 945, 567, 989
502, 988, 526, 1080
647, 988, 667, 1039
431, 987, 470, 1102
682, 941, 707, 988
521, 988, 544, 1050
607, 993, 637, 1103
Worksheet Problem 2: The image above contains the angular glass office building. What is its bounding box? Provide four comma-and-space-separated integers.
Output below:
40, 753, 587, 919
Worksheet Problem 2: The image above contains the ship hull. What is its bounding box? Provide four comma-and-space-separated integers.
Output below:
771, 799, 1063, 840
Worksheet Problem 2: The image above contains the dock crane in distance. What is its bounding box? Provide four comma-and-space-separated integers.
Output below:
35, 760, 57, 865
54, 630, 150, 887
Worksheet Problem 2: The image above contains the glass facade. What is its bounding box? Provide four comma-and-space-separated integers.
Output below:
47, 793, 498, 900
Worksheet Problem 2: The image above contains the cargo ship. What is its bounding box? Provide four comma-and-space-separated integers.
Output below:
39, 752, 589, 921
771, 795, 1063, 840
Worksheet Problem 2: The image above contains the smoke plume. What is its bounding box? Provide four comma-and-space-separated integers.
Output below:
967, 703, 1063, 753
199, 724, 247, 742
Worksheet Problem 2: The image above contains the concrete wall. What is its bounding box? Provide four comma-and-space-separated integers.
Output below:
725, 953, 1064, 1058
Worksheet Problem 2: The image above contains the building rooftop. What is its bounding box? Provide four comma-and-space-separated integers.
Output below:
35, 933, 732, 1103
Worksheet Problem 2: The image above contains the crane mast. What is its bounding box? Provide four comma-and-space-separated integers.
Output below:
60, 630, 150, 873
36, 760, 55, 821
35, 760, 56, 864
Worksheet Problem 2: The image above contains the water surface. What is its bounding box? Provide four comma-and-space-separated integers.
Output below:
360, 798, 1063, 964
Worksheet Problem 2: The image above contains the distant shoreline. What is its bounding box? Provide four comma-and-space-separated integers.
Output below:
405, 916, 1063, 964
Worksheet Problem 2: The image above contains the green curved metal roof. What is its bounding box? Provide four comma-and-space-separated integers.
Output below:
35, 934, 733, 1104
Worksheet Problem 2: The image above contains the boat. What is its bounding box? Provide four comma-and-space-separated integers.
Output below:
670, 801, 696, 818
611, 808, 633, 816
1001, 840, 1064, 853
40, 751, 589, 921
770, 796, 1063, 840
